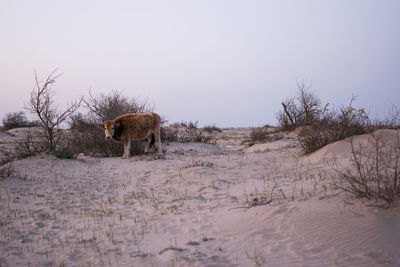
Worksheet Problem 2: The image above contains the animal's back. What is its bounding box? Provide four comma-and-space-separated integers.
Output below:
115, 112, 159, 125
115, 112, 160, 139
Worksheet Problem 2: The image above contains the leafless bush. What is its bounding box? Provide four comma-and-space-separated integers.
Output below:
276, 97, 298, 131
84, 90, 152, 121
276, 81, 321, 130
0, 147, 23, 179
0, 154, 25, 180
0, 128, 47, 164
14, 127, 48, 158
336, 131, 400, 207
297, 82, 321, 125
26, 69, 82, 151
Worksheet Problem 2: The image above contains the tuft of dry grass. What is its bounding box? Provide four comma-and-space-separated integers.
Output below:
250, 128, 268, 143
250, 128, 282, 144
0, 162, 16, 179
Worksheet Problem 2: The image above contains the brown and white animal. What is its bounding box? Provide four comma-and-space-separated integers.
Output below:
100, 112, 162, 158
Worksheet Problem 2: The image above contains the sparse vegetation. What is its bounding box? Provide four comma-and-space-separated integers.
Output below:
162, 121, 212, 143
52, 147, 75, 159
1, 111, 39, 130
83, 89, 152, 121
0, 115, 398, 266
3, 70, 216, 160
250, 127, 267, 143
276, 81, 322, 131
250, 127, 282, 144
298, 95, 371, 154
0, 161, 17, 179
250, 127, 269, 143
336, 131, 400, 207
170, 121, 199, 129
26, 69, 82, 152
278, 83, 400, 154
14, 128, 48, 158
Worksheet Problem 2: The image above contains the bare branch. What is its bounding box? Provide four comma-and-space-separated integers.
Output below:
26, 69, 81, 151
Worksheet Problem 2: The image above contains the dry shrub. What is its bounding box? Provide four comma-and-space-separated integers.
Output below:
250, 127, 282, 144
162, 121, 211, 143
169, 121, 198, 129
250, 128, 268, 143
177, 129, 211, 143
276, 81, 321, 131
160, 126, 179, 142
278, 85, 400, 155
336, 131, 400, 207
2, 111, 39, 130
0, 128, 46, 166
298, 96, 370, 154
14, 127, 48, 158
84, 90, 151, 121
26, 70, 82, 151
67, 114, 116, 156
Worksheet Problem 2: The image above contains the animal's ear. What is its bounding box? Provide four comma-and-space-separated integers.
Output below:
115, 122, 120, 128
98, 123, 104, 128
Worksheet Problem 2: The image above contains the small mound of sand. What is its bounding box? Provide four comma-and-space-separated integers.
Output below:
307, 129, 399, 164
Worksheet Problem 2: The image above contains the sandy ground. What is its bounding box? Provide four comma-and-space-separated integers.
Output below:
0, 128, 399, 266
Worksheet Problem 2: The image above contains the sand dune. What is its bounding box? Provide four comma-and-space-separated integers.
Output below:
307, 129, 399, 164
0, 127, 399, 266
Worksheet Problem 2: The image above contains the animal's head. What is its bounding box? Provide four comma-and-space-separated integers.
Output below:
100, 120, 120, 140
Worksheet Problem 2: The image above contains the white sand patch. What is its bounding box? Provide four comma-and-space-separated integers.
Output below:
245, 139, 297, 153
213, 199, 400, 266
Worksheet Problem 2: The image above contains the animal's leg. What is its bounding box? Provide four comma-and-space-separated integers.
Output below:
145, 134, 154, 153
154, 127, 162, 154
123, 139, 131, 158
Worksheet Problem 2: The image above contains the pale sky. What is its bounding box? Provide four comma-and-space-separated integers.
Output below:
1, 0, 399, 127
